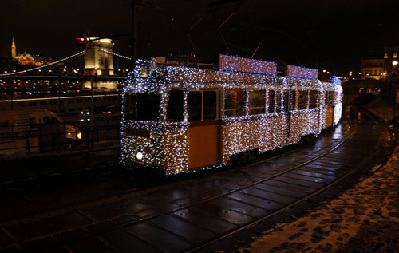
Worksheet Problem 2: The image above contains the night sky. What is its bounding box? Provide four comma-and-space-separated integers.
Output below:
1, 0, 398, 75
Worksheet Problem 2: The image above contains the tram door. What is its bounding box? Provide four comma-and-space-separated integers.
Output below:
326, 91, 334, 127
187, 90, 220, 169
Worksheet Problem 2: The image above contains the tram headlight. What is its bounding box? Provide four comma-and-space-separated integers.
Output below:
136, 152, 143, 161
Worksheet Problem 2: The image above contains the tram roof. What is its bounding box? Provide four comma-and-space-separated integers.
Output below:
124, 64, 339, 94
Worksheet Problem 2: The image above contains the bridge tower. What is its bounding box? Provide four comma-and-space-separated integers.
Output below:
84, 37, 114, 76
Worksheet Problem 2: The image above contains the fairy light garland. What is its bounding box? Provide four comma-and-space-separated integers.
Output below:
287, 65, 318, 79
121, 57, 342, 175
99, 48, 132, 61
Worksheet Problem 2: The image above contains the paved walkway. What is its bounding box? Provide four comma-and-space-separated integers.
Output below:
240, 118, 399, 252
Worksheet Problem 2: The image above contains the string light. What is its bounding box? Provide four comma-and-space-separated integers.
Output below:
287, 65, 318, 79
99, 49, 132, 61
121, 57, 343, 175
219, 54, 277, 75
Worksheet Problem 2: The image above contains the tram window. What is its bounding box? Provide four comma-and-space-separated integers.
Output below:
268, 90, 275, 113
203, 91, 216, 120
298, 90, 308, 110
276, 91, 282, 113
167, 90, 184, 122
289, 90, 297, 110
124, 93, 161, 121
248, 90, 265, 115
29, 102, 37, 106
224, 89, 245, 117
309, 90, 318, 109
29, 118, 37, 129
40, 101, 47, 106
188, 92, 202, 121
324, 91, 330, 106
0, 120, 10, 133
283, 91, 289, 113
50, 100, 57, 105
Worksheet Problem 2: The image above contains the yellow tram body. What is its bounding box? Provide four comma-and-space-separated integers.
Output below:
121, 56, 342, 175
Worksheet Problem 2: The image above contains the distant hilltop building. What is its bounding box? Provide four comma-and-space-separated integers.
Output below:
10, 37, 51, 66
84, 37, 114, 76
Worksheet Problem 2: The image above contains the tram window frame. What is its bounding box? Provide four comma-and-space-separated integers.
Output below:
309, 90, 319, 109
268, 90, 276, 113
283, 91, 289, 113
298, 90, 308, 110
327, 91, 334, 107
203, 91, 217, 120
248, 90, 266, 115
276, 91, 282, 113
224, 89, 245, 117
289, 90, 297, 111
334, 92, 338, 105
167, 90, 184, 122
188, 92, 202, 121
124, 93, 161, 121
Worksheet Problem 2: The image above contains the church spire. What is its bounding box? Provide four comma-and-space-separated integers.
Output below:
11, 37, 16, 58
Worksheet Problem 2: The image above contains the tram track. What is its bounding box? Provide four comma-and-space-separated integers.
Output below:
0, 113, 393, 252
185, 111, 392, 252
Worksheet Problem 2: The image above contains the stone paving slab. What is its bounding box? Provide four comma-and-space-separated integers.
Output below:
172, 207, 237, 234
124, 222, 193, 252
99, 229, 159, 253
150, 214, 216, 244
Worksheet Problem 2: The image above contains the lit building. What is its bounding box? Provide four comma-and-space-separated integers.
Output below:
10, 37, 46, 66
360, 47, 399, 80
360, 59, 386, 80
84, 37, 114, 76
384, 46, 399, 76
11, 37, 16, 58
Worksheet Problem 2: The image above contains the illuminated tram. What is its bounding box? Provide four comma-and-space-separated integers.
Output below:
121, 55, 342, 175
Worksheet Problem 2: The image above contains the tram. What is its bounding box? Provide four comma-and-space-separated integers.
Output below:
121, 55, 342, 175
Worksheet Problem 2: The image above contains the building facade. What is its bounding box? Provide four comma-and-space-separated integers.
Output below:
360, 47, 399, 80
361, 59, 386, 80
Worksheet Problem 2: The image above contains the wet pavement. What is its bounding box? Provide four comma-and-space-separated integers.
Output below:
240, 142, 399, 253
0, 108, 394, 252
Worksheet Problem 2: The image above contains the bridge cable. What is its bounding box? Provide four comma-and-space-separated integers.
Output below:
0, 50, 86, 77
